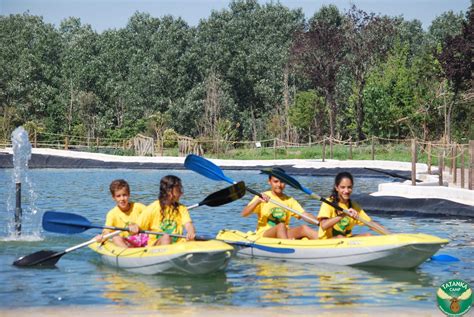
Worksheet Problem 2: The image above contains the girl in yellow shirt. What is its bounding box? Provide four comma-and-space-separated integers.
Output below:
317, 172, 386, 239
130, 175, 196, 246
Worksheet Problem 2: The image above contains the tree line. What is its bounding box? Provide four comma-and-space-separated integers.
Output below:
0, 0, 472, 148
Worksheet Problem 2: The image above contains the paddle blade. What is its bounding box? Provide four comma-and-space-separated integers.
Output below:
230, 241, 295, 254
43, 211, 93, 234
200, 182, 246, 207
195, 236, 295, 254
260, 168, 312, 195
431, 254, 460, 262
184, 154, 235, 184
13, 250, 62, 267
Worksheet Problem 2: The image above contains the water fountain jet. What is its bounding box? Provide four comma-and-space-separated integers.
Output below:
11, 126, 32, 236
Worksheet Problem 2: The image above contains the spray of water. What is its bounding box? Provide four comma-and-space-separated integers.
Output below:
4, 127, 41, 240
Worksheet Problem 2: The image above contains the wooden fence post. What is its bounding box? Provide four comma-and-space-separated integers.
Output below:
329, 137, 333, 159
469, 140, 474, 190
34, 130, 37, 148
349, 141, 353, 160
273, 138, 276, 159
322, 138, 326, 162
411, 138, 417, 186
452, 143, 457, 184
371, 136, 375, 160
438, 151, 444, 186
64, 136, 69, 150
427, 142, 432, 174
460, 145, 465, 189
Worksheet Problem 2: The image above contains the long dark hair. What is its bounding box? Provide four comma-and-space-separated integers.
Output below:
159, 175, 182, 219
330, 172, 354, 208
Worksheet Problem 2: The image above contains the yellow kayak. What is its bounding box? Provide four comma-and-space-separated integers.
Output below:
217, 229, 449, 269
89, 240, 233, 275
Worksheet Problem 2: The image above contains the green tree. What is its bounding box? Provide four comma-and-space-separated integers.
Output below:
363, 43, 418, 138
428, 11, 465, 46
195, 0, 304, 140
437, 5, 473, 142
289, 90, 325, 139
291, 5, 348, 141
58, 18, 100, 139
345, 6, 397, 140
0, 13, 61, 136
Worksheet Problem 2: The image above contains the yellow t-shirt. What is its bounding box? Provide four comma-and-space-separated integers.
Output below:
317, 198, 371, 239
104, 202, 146, 237
248, 191, 303, 233
135, 200, 192, 245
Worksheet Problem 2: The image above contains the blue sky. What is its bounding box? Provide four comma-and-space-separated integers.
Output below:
0, 0, 470, 32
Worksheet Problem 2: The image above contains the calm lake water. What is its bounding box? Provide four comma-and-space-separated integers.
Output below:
0, 169, 472, 311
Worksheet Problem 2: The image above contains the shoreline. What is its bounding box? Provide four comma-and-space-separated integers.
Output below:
0, 305, 442, 317
1, 148, 473, 213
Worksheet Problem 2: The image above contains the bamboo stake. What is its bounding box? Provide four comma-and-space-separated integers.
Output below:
411, 138, 417, 186
427, 141, 432, 174
460, 145, 465, 189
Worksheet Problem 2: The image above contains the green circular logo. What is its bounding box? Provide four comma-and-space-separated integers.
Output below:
437, 279, 472, 316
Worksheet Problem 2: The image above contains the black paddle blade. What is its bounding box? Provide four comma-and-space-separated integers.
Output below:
200, 181, 246, 207
13, 250, 62, 267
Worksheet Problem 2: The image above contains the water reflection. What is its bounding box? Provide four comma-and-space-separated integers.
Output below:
96, 266, 232, 309
227, 258, 437, 308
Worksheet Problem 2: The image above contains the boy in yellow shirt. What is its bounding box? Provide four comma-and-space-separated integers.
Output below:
96, 179, 147, 247
241, 167, 318, 239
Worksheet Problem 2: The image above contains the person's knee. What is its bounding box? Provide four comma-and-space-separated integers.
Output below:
301, 224, 311, 232
275, 223, 287, 238
275, 223, 286, 232
155, 234, 172, 245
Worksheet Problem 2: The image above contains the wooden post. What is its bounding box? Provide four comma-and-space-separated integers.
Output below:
64, 136, 69, 150
96, 137, 99, 147
460, 145, 465, 189
452, 143, 457, 184
411, 139, 417, 186
273, 138, 276, 159
349, 141, 353, 160
469, 140, 474, 190
427, 142, 432, 174
371, 136, 375, 160
438, 151, 444, 186
34, 130, 37, 148
329, 137, 333, 159
322, 138, 326, 162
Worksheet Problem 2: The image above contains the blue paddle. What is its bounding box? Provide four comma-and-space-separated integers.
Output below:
184, 154, 319, 226
43, 211, 294, 254
430, 254, 460, 262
